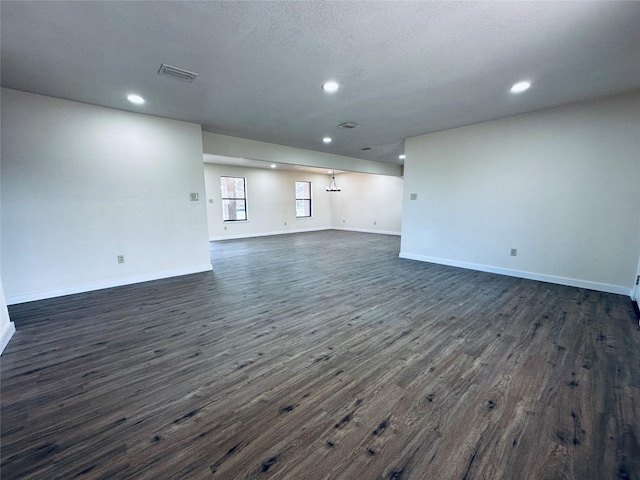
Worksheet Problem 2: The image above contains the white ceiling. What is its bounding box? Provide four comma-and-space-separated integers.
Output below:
204, 154, 343, 175
2, 1, 639, 166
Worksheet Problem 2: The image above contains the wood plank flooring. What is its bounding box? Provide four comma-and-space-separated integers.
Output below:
2, 231, 639, 480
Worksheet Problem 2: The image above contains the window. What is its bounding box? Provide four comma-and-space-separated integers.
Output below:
221, 176, 247, 221
295, 181, 312, 218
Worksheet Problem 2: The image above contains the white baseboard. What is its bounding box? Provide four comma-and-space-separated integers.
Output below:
399, 252, 632, 296
0, 321, 16, 355
6, 264, 213, 305
210, 227, 330, 241
331, 227, 401, 236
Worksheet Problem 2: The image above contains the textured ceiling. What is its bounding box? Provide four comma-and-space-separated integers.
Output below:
2, 1, 639, 165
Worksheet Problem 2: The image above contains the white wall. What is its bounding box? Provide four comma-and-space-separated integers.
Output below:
204, 164, 332, 239
634, 255, 640, 301
204, 165, 403, 240
0, 280, 15, 354
331, 171, 403, 235
1, 89, 212, 304
0, 112, 14, 353
401, 91, 640, 295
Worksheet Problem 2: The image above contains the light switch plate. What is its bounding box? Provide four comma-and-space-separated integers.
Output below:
190, 193, 199, 201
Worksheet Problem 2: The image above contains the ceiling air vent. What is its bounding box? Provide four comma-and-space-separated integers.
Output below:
338, 122, 359, 129
158, 64, 198, 82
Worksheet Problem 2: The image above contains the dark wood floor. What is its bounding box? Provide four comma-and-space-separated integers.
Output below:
2, 231, 639, 480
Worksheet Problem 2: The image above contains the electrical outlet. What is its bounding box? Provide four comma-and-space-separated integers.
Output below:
224, 226, 227, 230
343, 220, 346, 223
284, 221, 287, 226
410, 193, 418, 200
117, 255, 125, 264
373, 221, 377, 225
208, 199, 213, 203
510, 248, 517, 257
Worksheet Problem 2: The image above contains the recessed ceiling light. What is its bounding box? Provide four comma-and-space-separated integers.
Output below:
270, 164, 276, 168
510, 81, 531, 94
399, 154, 406, 160
323, 137, 332, 144
322, 81, 339, 93
127, 94, 145, 105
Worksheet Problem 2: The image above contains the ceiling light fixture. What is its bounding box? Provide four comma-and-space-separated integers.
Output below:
270, 164, 276, 168
323, 137, 332, 144
510, 81, 531, 94
127, 94, 145, 105
326, 173, 341, 192
399, 154, 406, 160
322, 81, 339, 93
